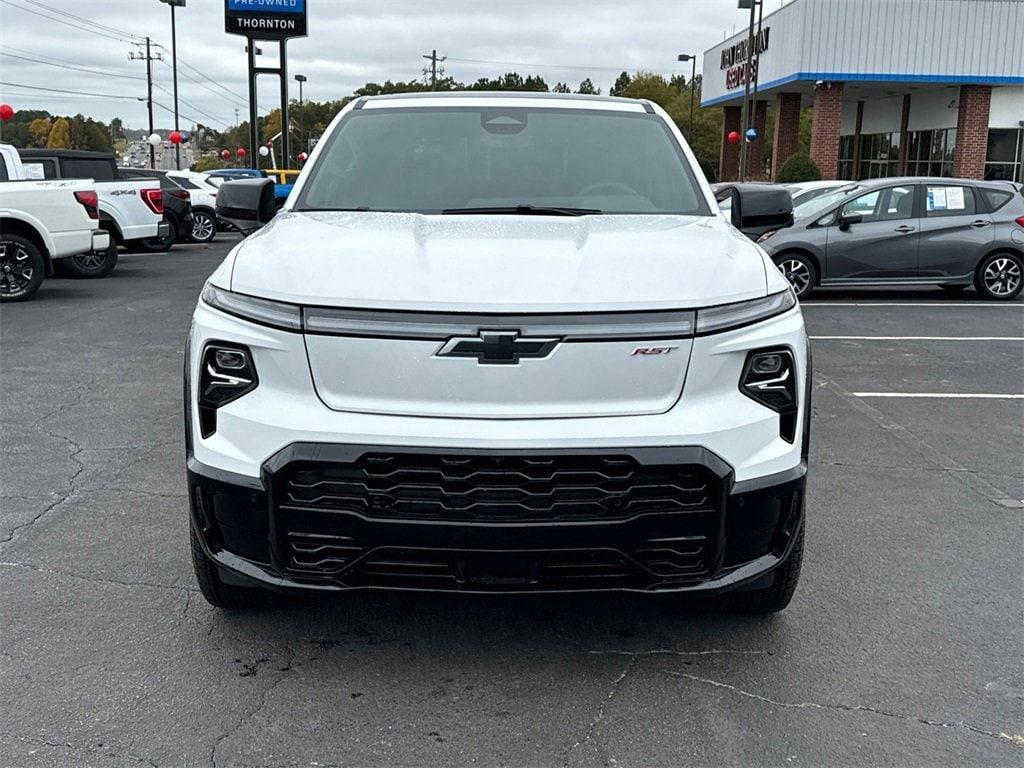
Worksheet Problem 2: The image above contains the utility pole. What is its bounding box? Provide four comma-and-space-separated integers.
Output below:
294, 74, 307, 156
677, 53, 697, 139
422, 49, 446, 90
130, 37, 162, 169
737, 0, 757, 181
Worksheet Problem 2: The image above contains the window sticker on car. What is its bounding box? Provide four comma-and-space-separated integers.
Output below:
945, 187, 965, 210
927, 186, 965, 212
23, 163, 44, 180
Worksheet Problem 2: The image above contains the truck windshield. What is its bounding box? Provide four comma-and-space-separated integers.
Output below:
297, 106, 711, 216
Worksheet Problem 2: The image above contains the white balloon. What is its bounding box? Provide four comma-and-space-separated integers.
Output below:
258, 146, 270, 157
148, 133, 162, 146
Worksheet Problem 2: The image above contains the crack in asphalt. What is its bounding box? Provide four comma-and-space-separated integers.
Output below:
209, 645, 299, 768
10, 734, 159, 767
664, 669, 1024, 748
588, 648, 771, 658
562, 655, 638, 768
0, 560, 197, 594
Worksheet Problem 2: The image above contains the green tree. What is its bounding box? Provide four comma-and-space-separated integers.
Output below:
552, 82, 571, 93
609, 71, 632, 97
46, 117, 71, 148
576, 78, 600, 95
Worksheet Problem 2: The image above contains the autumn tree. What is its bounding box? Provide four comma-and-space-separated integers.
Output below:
46, 117, 71, 148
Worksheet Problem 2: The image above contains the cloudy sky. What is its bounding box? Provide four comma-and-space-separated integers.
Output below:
0, 0, 781, 130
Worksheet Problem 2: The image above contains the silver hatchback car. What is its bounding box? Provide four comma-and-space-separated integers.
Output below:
759, 177, 1024, 300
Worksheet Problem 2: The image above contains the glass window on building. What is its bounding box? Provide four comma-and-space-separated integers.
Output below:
906, 129, 956, 177
838, 136, 855, 180
985, 129, 1023, 183
858, 133, 902, 179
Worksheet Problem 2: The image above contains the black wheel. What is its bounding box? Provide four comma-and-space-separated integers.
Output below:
139, 220, 177, 253
712, 520, 804, 615
773, 253, 817, 300
61, 240, 118, 279
191, 526, 278, 610
940, 285, 967, 296
974, 252, 1023, 301
0, 234, 45, 302
190, 210, 217, 243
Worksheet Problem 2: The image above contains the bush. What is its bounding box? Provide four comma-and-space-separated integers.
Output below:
776, 153, 822, 183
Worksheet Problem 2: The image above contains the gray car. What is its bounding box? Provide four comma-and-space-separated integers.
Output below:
758, 177, 1024, 300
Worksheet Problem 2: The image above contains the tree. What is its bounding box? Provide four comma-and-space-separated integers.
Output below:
669, 74, 687, 93
28, 118, 52, 147
552, 82, 571, 93
576, 78, 599, 95
776, 153, 821, 183
609, 71, 632, 97
46, 117, 71, 148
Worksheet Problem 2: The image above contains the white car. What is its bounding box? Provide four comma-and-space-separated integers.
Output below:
785, 180, 853, 210
164, 170, 219, 243
1, 144, 110, 300
186, 93, 809, 613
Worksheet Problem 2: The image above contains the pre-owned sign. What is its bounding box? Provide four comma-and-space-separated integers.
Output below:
225, 0, 307, 40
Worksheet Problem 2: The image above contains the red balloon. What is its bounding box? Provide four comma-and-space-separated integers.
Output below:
297, 152, 308, 163
727, 131, 740, 144
0, 103, 14, 121
220, 149, 230, 160
169, 131, 182, 145
236, 147, 247, 158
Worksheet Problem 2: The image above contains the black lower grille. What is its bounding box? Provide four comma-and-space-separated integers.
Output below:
279, 453, 717, 523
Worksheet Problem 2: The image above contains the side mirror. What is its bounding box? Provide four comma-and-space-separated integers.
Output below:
837, 212, 862, 231
215, 178, 276, 236
717, 183, 794, 239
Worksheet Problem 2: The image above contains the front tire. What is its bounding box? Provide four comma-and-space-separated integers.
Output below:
190, 210, 217, 243
773, 253, 817, 300
0, 234, 45, 302
974, 252, 1023, 301
60, 240, 118, 279
713, 520, 804, 614
191, 526, 278, 610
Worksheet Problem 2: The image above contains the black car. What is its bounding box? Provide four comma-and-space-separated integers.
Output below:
120, 169, 194, 251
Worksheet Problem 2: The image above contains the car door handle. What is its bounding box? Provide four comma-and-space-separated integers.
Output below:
970, 220, 991, 228
894, 225, 915, 233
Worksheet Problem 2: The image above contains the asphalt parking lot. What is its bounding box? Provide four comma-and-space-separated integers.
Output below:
1, 239, 1022, 768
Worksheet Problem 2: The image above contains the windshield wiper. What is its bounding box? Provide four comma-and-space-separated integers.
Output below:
441, 205, 602, 216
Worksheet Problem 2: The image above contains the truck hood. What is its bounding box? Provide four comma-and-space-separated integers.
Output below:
226, 211, 769, 312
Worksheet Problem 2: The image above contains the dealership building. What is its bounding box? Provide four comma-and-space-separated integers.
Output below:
701, 0, 1024, 182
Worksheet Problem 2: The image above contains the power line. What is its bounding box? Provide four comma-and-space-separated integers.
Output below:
153, 82, 230, 128
29, 0, 144, 41
157, 58, 248, 111
0, 80, 145, 101
0, 1, 135, 44
175, 58, 249, 106
0, 50, 145, 81
446, 56, 668, 74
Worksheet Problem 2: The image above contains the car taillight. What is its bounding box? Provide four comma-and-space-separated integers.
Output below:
141, 188, 164, 214
1015, 216, 1024, 229
171, 189, 190, 202
73, 190, 99, 219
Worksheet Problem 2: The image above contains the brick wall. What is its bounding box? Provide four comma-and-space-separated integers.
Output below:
746, 101, 769, 180
809, 82, 844, 179
719, 106, 741, 182
771, 92, 802, 180
952, 85, 992, 179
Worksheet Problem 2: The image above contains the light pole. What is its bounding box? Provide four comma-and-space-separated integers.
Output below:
159, 0, 185, 170
294, 74, 307, 163
677, 54, 697, 139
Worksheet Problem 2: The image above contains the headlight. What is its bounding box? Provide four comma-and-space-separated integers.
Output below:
197, 341, 258, 438
756, 230, 777, 243
695, 289, 796, 335
740, 347, 798, 442
201, 283, 301, 331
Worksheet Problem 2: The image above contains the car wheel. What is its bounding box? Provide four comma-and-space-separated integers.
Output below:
0, 234, 46, 302
191, 526, 280, 610
974, 252, 1023, 301
711, 519, 804, 615
190, 211, 217, 243
139, 220, 177, 253
773, 253, 817, 300
60, 240, 118, 279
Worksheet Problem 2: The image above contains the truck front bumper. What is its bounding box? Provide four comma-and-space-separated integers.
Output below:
188, 446, 806, 596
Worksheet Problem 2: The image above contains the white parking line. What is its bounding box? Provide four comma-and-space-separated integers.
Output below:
852, 392, 1024, 399
801, 302, 1023, 308
810, 336, 1024, 341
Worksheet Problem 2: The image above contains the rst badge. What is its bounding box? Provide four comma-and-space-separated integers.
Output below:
631, 346, 677, 356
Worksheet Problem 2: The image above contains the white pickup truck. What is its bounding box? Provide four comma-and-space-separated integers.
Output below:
18, 148, 168, 278
0, 143, 110, 301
